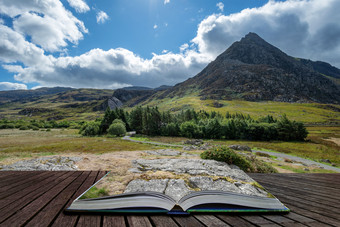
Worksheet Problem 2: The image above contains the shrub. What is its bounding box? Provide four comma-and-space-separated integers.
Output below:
201, 146, 278, 173
80, 121, 100, 136
246, 155, 278, 173
31, 126, 40, 131
201, 146, 253, 172
107, 123, 126, 136
19, 125, 29, 130
112, 119, 126, 127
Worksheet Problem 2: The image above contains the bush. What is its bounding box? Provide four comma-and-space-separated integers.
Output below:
201, 146, 278, 173
107, 123, 126, 136
19, 125, 29, 130
80, 121, 100, 136
201, 146, 253, 172
32, 126, 40, 131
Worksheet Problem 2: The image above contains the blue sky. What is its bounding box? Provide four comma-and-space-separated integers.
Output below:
0, 0, 340, 90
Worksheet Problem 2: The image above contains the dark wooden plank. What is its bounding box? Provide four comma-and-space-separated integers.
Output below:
241, 215, 281, 227
127, 216, 152, 227
25, 171, 92, 227
149, 215, 179, 227
257, 181, 340, 209
173, 216, 205, 227
217, 215, 256, 227
261, 214, 297, 225
0, 171, 35, 186
256, 174, 340, 194
51, 171, 100, 227
194, 214, 230, 226
260, 185, 340, 213
0, 171, 52, 195
103, 216, 126, 227
77, 215, 101, 227
0, 171, 72, 223
279, 203, 340, 226
0, 171, 82, 227
0, 171, 61, 210
252, 176, 340, 206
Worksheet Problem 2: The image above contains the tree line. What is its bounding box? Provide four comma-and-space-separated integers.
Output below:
80, 107, 308, 141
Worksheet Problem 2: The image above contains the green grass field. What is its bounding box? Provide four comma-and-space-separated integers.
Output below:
0, 129, 157, 162
138, 95, 340, 124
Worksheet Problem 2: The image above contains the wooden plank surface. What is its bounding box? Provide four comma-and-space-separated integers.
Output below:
0, 172, 339, 227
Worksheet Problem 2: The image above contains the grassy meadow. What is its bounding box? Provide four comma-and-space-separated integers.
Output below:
0, 129, 157, 164
140, 95, 340, 124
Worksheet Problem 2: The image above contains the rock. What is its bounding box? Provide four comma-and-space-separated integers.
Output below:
124, 179, 169, 194
228, 145, 252, 152
320, 159, 332, 164
165, 179, 192, 202
143, 149, 182, 156
304, 168, 310, 171
0, 156, 82, 171
189, 177, 241, 194
132, 159, 254, 182
184, 139, 203, 146
107, 96, 123, 110
237, 183, 268, 197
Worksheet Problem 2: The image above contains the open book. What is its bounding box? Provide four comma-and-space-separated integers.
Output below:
66, 158, 289, 214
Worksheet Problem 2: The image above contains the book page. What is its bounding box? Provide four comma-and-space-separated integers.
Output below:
79, 149, 271, 203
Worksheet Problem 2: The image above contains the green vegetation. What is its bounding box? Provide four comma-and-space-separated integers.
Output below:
108, 121, 126, 136
93, 106, 307, 142
0, 129, 157, 161
80, 186, 109, 199
137, 95, 340, 124
201, 146, 277, 173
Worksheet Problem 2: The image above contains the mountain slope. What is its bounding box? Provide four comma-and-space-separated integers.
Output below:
157, 33, 340, 104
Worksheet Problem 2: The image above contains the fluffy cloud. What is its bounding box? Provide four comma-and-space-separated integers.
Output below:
216, 2, 224, 12
96, 11, 109, 24
193, 0, 340, 67
1, 0, 340, 90
67, 0, 90, 13
12, 48, 209, 88
0, 0, 87, 52
0, 82, 27, 91
164, 0, 170, 5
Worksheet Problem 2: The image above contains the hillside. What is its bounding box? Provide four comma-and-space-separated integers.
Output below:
155, 33, 340, 104
0, 88, 114, 121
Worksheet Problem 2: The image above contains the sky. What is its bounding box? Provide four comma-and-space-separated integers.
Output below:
0, 0, 340, 91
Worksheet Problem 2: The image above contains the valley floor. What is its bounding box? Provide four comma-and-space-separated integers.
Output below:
0, 128, 339, 174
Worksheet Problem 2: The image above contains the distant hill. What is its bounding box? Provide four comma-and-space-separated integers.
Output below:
156, 32, 340, 104
0, 87, 74, 103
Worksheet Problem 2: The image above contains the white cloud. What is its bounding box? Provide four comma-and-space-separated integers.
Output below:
180, 43, 189, 52
193, 0, 340, 67
67, 0, 90, 13
11, 47, 210, 88
1, 0, 340, 90
164, 0, 170, 5
96, 11, 109, 24
216, 2, 224, 12
0, 82, 27, 91
153, 24, 158, 29
0, 0, 88, 52
0, 24, 50, 66
162, 50, 169, 54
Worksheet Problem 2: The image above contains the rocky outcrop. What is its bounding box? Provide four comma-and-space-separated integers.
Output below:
0, 156, 82, 171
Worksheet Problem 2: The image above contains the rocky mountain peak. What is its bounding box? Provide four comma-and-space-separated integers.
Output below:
218, 32, 291, 68
158, 33, 340, 104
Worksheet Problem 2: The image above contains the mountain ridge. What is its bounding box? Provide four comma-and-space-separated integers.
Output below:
155, 32, 340, 104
